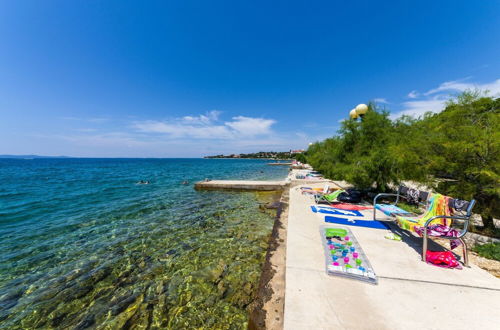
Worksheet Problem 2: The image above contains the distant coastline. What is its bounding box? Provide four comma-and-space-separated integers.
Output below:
204, 150, 304, 160
0, 154, 71, 159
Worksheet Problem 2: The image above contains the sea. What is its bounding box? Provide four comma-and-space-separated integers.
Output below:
0, 158, 289, 329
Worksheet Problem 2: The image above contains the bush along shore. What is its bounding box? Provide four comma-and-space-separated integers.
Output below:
304, 91, 499, 238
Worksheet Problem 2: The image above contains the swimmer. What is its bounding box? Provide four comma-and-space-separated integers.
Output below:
181, 180, 189, 185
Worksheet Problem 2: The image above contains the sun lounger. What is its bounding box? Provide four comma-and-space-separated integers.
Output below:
300, 184, 331, 195
314, 189, 345, 204
374, 186, 476, 266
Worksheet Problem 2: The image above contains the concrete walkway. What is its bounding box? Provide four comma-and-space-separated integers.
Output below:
284, 181, 500, 330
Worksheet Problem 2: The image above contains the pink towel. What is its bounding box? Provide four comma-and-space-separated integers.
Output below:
326, 203, 372, 211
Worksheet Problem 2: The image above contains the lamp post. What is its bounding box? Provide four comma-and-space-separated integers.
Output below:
355, 104, 368, 118
349, 104, 368, 120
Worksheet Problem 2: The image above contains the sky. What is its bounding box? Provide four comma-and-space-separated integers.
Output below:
1, 0, 499, 157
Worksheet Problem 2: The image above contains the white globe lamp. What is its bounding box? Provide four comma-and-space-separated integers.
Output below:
349, 109, 358, 119
355, 104, 368, 116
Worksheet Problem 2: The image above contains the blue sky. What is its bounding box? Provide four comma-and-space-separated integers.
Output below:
1, 0, 499, 157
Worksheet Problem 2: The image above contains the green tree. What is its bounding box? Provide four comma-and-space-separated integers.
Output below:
304, 92, 499, 235
418, 92, 500, 231
307, 104, 408, 191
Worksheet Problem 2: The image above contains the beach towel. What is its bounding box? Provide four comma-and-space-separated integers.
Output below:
375, 204, 412, 217
319, 203, 372, 211
325, 216, 389, 229
396, 194, 452, 234
311, 206, 363, 217
323, 189, 345, 202
414, 224, 462, 250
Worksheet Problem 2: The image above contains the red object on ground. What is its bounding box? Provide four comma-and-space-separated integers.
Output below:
425, 250, 462, 269
327, 203, 372, 211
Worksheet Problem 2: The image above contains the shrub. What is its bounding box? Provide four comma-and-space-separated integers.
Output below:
305, 92, 499, 235
472, 243, 500, 261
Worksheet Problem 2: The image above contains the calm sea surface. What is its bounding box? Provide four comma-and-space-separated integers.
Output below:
0, 158, 288, 329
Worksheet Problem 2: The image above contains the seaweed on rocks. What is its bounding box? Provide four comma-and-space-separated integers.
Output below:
1, 189, 281, 329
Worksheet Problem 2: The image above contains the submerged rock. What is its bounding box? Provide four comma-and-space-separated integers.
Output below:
264, 201, 281, 209
74, 314, 96, 330
0, 287, 24, 310
110, 293, 141, 316
1, 184, 277, 329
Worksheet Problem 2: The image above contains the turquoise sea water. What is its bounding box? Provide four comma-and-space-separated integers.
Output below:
0, 158, 288, 329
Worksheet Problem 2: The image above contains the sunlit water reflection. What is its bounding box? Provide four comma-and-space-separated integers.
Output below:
0, 158, 287, 329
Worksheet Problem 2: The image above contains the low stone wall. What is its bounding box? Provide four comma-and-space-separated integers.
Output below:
463, 232, 500, 247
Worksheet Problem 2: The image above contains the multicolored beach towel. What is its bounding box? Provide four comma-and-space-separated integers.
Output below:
396, 193, 452, 234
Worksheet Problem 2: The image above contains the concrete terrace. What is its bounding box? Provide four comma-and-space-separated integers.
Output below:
284, 177, 500, 330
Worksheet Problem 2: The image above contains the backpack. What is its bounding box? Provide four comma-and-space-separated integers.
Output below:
337, 189, 362, 203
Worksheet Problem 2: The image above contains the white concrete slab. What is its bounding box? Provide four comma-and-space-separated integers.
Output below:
284, 181, 500, 330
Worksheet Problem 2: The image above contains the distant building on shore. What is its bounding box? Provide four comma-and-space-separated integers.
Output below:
204, 151, 296, 159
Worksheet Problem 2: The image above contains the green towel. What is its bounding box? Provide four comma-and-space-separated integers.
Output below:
324, 189, 345, 202
325, 228, 348, 237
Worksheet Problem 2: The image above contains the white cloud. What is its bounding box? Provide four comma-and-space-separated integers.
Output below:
40, 109, 292, 157
407, 90, 419, 98
391, 96, 447, 119
224, 116, 276, 136
481, 79, 500, 96
133, 112, 276, 139
133, 121, 233, 139
36, 111, 312, 157
373, 98, 389, 104
60, 132, 147, 147
181, 110, 221, 124
425, 78, 500, 96
392, 77, 500, 119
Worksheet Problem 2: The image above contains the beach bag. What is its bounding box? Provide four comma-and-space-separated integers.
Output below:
337, 189, 362, 203
425, 251, 461, 269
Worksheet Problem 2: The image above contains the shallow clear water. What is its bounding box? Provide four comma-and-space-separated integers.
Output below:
0, 158, 288, 329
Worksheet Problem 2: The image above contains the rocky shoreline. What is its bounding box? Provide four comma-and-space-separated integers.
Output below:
249, 185, 289, 329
